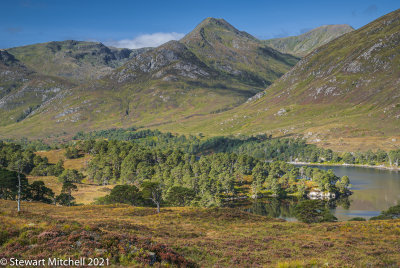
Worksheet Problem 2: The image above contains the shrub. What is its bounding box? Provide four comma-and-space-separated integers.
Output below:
96, 185, 144, 206
370, 204, 400, 220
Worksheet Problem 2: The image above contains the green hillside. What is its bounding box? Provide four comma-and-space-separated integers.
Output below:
0, 18, 298, 140
263, 24, 354, 57
0, 50, 74, 127
165, 9, 400, 151
182, 18, 299, 87
2, 10, 399, 151
7, 40, 150, 82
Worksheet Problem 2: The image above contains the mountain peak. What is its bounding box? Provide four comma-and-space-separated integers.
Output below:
197, 17, 234, 29
181, 17, 257, 44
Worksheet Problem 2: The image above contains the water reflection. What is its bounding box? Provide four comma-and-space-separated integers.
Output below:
227, 196, 351, 221
306, 165, 400, 220
227, 198, 296, 220
228, 165, 400, 221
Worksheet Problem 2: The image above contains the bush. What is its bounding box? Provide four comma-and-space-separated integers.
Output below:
165, 186, 196, 206
56, 193, 76, 206
30, 181, 54, 204
96, 185, 145, 206
370, 204, 400, 220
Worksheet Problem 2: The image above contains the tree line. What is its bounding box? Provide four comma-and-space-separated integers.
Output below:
72, 128, 400, 167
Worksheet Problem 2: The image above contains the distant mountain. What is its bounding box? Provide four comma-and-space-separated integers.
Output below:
182, 9, 400, 151
0, 18, 298, 139
182, 18, 298, 87
263, 25, 354, 57
7, 40, 151, 82
108, 40, 218, 84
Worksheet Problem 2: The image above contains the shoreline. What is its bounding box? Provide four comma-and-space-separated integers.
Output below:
288, 161, 400, 171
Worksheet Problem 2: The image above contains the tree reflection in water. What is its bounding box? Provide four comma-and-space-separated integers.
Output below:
226, 196, 351, 221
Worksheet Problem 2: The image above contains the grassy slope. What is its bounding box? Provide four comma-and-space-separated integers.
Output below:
33, 149, 112, 204
148, 9, 400, 152
1, 14, 399, 153
0, 50, 75, 127
7, 40, 141, 83
1, 200, 399, 267
263, 24, 354, 57
0, 20, 298, 141
181, 18, 299, 87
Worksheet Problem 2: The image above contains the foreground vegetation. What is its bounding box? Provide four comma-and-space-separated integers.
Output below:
1, 200, 400, 267
1, 132, 400, 266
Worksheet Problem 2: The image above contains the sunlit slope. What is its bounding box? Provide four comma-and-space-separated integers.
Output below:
154, 9, 400, 151
0, 18, 298, 139
0, 50, 74, 127
1, 200, 400, 267
7, 40, 148, 82
263, 24, 354, 57
182, 17, 299, 87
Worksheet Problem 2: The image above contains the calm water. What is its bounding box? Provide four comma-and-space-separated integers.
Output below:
316, 165, 400, 220
234, 165, 400, 221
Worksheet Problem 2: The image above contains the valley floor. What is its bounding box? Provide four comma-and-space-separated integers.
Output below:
1, 200, 399, 267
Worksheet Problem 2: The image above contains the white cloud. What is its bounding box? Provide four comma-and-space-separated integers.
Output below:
106, 32, 185, 49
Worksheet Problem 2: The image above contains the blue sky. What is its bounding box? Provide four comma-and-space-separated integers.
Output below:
0, 0, 398, 49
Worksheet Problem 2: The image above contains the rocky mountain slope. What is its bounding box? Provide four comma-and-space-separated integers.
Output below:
264, 25, 354, 57
182, 18, 298, 87
0, 18, 298, 139
7, 40, 151, 82
163, 9, 400, 151
4, 9, 399, 151
0, 50, 74, 127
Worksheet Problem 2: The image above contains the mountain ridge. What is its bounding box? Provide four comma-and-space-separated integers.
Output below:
2, 12, 398, 152
6, 40, 152, 83
263, 24, 354, 57
0, 17, 298, 139
168, 9, 400, 151
181, 17, 298, 88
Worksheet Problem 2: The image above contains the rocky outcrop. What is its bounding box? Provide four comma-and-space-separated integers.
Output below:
111, 41, 215, 83
181, 18, 298, 88
307, 190, 336, 200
